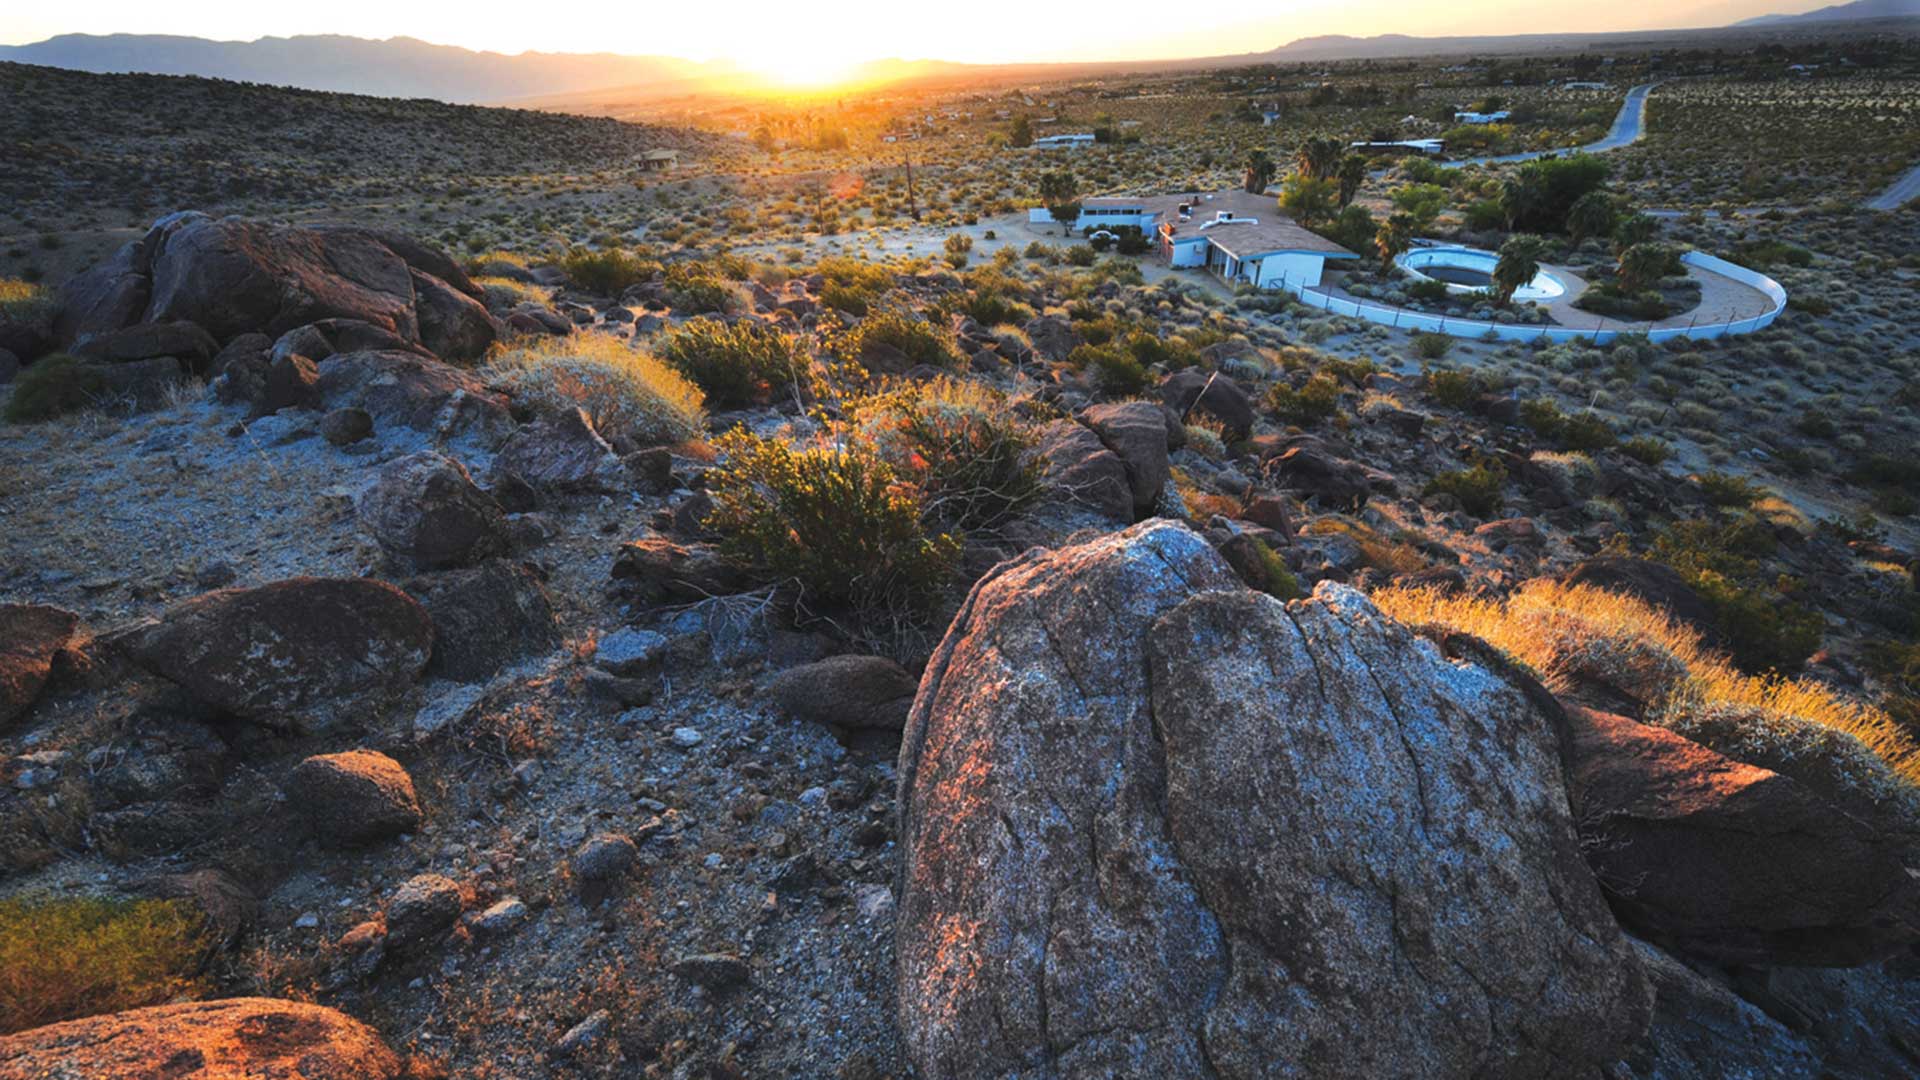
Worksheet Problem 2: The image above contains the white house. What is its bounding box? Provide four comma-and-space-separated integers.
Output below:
1031, 133, 1097, 149
1027, 190, 1358, 288
1453, 110, 1512, 125
1351, 138, 1446, 156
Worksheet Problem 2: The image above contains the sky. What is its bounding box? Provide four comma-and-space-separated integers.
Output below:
0, 0, 1832, 77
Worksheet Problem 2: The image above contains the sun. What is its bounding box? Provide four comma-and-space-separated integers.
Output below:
752, 52, 861, 88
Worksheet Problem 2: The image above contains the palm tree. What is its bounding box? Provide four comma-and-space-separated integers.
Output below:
1376, 213, 1414, 274
1492, 235, 1550, 307
1565, 190, 1617, 249
1337, 154, 1369, 207
1243, 149, 1276, 194
1617, 242, 1673, 294
1295, 136, 1344, 181
1612, 213, 1659, 255
1498, 176, 1542, 232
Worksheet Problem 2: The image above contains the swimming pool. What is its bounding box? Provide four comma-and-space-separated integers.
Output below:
1397, 246, 1567, 303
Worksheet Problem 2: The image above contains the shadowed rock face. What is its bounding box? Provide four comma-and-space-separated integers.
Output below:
0, 604, 80, 730
0, 998, 404, 1079
895, 520, 1650, 1079
115, 578, 433, 728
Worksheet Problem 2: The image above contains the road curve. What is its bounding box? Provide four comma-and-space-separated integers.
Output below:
1868, 162, 1920, 211
1440, 81, 1662, 169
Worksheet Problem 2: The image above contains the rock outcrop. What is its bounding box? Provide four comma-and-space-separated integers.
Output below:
115, 578, 433, 728
895, 521, 1649, 1079
0, 998, 405, 1080
1564, 706, 1920, 966
358, 451, 508, 570
0, 604, 79, 729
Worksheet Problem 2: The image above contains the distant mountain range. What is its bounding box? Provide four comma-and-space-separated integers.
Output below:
0, 33, 731, 104
1736, 0, 1920, 25
5, 4, 1918, 109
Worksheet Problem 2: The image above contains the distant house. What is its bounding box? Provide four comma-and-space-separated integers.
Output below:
1031, 133, 1097, 149
638, 149, 679, 171
1560, 81, 1610, 91
1453, 110, 1511, 125
1029, 190, 1358, 288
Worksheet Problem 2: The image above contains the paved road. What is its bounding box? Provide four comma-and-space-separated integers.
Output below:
1440, 81, 1661, 169
1868, 162, 1920, 211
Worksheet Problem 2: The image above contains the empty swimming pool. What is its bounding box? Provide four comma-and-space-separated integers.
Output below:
1397, 245, 1567, 303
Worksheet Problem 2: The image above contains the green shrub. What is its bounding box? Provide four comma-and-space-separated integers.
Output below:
656, 318, 810, 409
850, 379, 1040, 532
1065, 245, 1097, 267
1406, 278, 1452, 303
1069, 344, 1151, 397
482, 334, 705, 445
664, 275, 739, 315
1697, 471, 1767, 509
843, 310, 962, 371
1266, 374, 1343, 426
1690, 570, 1825, 674
560, 247, 659, 295
1425, 460, 1507, 517
1424, 368, 1479, 410
6, 354, 118, 423
705, 432, 959, 616
0, 897, 208, 1035
1124, 331, 1200, 371
1412, 332, 1451, 360
1621, 435, 1672, 466
1560, 412, 1616, 452
822, 283, 871, 317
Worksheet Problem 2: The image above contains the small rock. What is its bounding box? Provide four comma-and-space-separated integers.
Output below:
552, 1009, 611, 1058
670, 952, 749, 991
671, 726, 703, 748
286, 750, 423, 847
468, 897, 529, 937
571, 832, 639, 881
320, 406, 374, 446
384, 873, 463, 949
594, 628, 669, 677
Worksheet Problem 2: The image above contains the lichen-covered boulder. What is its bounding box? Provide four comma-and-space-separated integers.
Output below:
895, 520, 1650, 1079
115, 578, 432, 728
357, 451, 508, 570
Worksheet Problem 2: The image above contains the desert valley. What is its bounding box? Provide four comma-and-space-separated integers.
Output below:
3, 3, 1920, 1077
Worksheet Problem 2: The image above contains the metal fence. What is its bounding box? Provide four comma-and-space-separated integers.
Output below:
1275, 251, 1786, 345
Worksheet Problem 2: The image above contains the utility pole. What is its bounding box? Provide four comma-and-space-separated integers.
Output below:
904, 152, 920, 223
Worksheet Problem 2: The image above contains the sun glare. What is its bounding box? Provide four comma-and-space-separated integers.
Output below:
753, 53, 860, 88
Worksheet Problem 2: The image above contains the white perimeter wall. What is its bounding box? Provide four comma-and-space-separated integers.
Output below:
1273, 250, 1785, 345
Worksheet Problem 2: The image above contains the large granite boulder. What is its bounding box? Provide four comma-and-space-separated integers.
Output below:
313, 349, 514, 448
895, 521, 1649, 1079
1029, 419, 1134, 523
115, 578, 433, 728
1159, 368, 1254, 442
0, 998, 404, 1079
1080, 401, 1174, 516
1564, 706, 1920, 966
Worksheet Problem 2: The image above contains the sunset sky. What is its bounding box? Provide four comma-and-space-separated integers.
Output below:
0, 0, 1834, 77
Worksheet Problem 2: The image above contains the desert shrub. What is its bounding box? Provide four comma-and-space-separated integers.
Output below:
1406, 278, 1452, 303
1559, 412, 1616, 452
1069, 343, 1151, 397
483, 334, 705, 445
1696, 471, 1767, 508
656, 318, 810, 409
1424, 368, 1479, 410
1064, 245, 1097, 267
0, 278, 53, 323
1411, 332, 1451, 360
560, 247, 659, 295
842, 310, 962, 371
0, 897, 209, 1035
1373, 579, 1918, 789
1125, 331, 1200, 371
1266, 374, 1342, 426
664, 275, 739, 315
4, 354, 110, 423
705, 431, 959, 616
848, 379, 1039, 532
474, 275, 548, 310
1300, 517, 1427, 574
1650, 516, 1824, 674
1621, 435, 1672, 466
821, 283, 871, 317
1424, 459, 1507, 517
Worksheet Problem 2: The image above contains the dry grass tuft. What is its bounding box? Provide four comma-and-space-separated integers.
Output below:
0, 896, 210, 1034
482, 334, 705, 445
1373, 579, 1920, 789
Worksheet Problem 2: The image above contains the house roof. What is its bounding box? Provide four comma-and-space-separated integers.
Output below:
641, 149, 679, 160
1147, 190, 1356, 259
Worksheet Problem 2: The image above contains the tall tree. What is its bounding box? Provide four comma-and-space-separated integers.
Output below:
1492, 235, 1550, 307
1295, 136, 1344, 181
1008, 114, 1033, 149
1565, 190, 1618, 249
1243, 149, 1276, 194
1498, 176, 1543, 232
1038, 170, 1080, 237
1612, 213, 1659, 254
1277, 174, 1338, 229
1376, 213, 1415, 274
1617, 242, 1675, 294
1336, 154, 1369, 207
1389, 183, 1449, 230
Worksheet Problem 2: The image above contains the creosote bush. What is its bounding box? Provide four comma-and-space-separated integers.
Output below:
1425, 459, 1507, 517
483, 334, 705, 445
841, 309, 962, 371
1266, 374, 1342, 426
560, 246, 660, 295
705, 430, 960, 617
0, 897, 209, 1035
656, 318, 810, 409
4, 354, 110, 423
848, 378, 1039, 532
